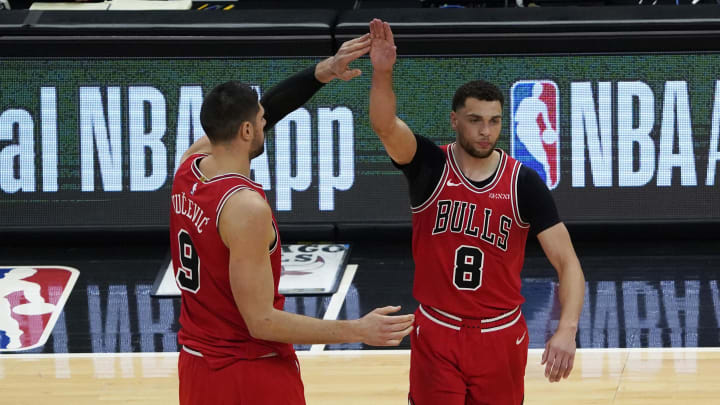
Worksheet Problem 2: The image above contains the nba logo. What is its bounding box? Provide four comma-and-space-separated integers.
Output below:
0, 266, 79, 352
510, 80, 560, 189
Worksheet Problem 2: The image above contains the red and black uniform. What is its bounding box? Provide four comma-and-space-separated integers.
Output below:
171, 155, 304, 404
170, 66, 326, 405
396, 134, 560, 405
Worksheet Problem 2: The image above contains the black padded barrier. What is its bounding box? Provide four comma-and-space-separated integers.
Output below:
0, 9, 27, 30
335, 6, 720, 54
3, 6, 720, 56
0, 9, 337, 57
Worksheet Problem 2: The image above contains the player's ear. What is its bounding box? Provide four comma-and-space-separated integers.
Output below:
239, 121, 253, 141
450, 111, 458, 131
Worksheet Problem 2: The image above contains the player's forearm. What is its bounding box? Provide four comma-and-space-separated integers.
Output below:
556, 259, 585, 331
261, 66, 325, 130
314, 57, 338, 84
247, 308, 362, 345
369, 70, 399, 137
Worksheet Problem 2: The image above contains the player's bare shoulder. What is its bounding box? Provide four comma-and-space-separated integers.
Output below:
222, 189, 270, 223
218, 189, 272, 241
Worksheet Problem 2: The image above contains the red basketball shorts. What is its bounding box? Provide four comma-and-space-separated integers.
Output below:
179, 346, 306, 405
409, 305, 529, 405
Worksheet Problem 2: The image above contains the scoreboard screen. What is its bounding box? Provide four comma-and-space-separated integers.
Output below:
1, 54, 718, 229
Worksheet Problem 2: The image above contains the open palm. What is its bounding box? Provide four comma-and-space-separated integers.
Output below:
370, 18, 396, 72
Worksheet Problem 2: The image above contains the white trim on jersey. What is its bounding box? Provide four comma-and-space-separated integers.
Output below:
269, 221, 279, 255
189, 154, 209, 181
191, 155, 264, 188
510, 161, 531, 228
418, 305, 461, 331
411, 163, 450, 214
447, 144, 507, 193
215, 185, 253, 229
215, 185, 278, 254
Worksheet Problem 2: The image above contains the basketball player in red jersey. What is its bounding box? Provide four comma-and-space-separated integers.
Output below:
368, 19, 585, 404
170, 33, 414, 405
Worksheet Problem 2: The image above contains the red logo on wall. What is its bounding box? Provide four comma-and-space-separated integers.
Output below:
0, 266, 79, 352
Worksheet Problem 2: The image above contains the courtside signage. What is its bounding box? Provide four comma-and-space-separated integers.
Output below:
0, 266, 79, 352
153, 243, 351, 296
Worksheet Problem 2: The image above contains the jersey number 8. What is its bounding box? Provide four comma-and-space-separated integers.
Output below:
453, 245, 484, 290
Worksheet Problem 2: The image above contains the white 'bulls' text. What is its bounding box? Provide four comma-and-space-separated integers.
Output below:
432, 200, 512, 251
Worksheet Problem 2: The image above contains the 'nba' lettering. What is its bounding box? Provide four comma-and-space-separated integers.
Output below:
569, 81, 699, 188
0, 85, 357, 212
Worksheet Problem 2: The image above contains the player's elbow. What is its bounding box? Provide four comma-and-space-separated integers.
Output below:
245, 319, 266, 340
370, 119, 396, 140
555, 255, 584, 281
246, 324, 265, 340
244, 312, 275, 341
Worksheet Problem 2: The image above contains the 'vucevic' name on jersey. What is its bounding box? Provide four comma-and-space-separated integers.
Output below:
412, 144, 530, 318
170, 191, 211, 234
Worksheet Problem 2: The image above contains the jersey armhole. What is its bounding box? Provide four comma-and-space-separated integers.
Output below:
510, 162, 531, 228
269, 221, 279, 254
411, 163, 449, 214
216, 185, 253, 230
216, 186, 278, 253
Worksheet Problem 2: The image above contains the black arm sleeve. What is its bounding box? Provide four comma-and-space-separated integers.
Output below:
517, 165, 561, 237
260, 66, 325, 131
392, 134, 447, 207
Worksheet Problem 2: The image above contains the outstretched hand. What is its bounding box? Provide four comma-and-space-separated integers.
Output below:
540, 327, 577, 382
357, 305, 414, 346
369, 18, 396, 73
315, 33, 371, 83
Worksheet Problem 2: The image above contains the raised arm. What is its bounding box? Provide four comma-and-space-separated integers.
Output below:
262, 33, 371, 130
536, 223, 585, 383
176, 35, 371, 168
219, 190, 414, 346
369, 19, 417, 165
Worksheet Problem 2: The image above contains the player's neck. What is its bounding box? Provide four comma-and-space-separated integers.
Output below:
201, 147, 251, 179
455, 148, 500, 182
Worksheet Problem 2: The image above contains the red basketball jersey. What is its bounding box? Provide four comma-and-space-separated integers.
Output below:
170, 154, 293, 370
411, 144, 530, 318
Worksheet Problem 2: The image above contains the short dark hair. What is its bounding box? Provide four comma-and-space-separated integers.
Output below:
452, 80, 504, 111
200, 81, 260, 144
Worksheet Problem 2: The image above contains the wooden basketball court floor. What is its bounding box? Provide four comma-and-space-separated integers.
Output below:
1, 237, 719, 403
1, 348, 719, 404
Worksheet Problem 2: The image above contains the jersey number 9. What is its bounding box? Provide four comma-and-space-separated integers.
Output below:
177, 230, 200, 293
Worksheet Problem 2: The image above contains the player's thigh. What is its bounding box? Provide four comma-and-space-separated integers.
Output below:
179, 351, 305, 405
409, 311, 466, 405
242, 354, 306, 404
178, 350, 216, 405
465, 317, 528, 405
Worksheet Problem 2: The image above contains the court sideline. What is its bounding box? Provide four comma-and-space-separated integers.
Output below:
1, 348, 719, 404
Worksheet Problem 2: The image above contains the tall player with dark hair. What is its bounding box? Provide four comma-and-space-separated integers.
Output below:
368, 19, 585, 404
170, 33, 414, 405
